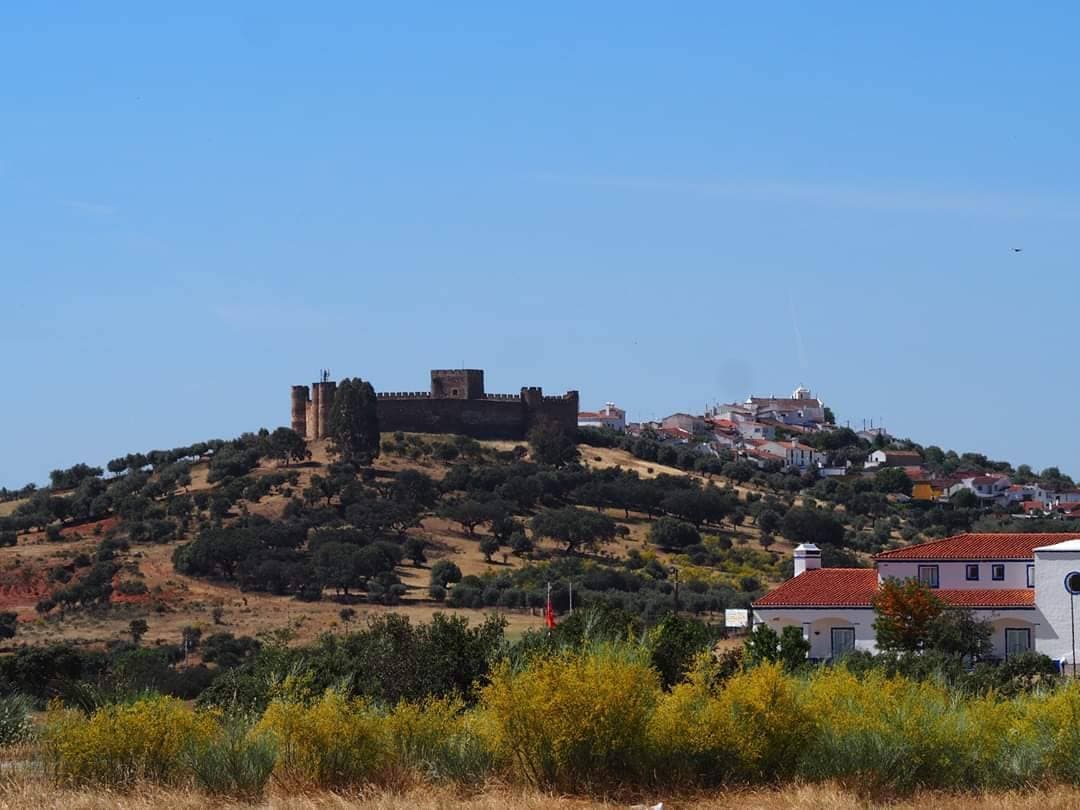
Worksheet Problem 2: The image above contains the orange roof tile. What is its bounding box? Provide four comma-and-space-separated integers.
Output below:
753, 568, 1037, 610
753, 568, 878, 607
874, 533, 1080, 561
935, 589, 1035, 608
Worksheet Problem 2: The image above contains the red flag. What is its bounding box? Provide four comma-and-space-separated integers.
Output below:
544, 596, 557, 629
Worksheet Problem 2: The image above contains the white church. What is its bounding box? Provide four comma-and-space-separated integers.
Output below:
752, 533, 1080, 666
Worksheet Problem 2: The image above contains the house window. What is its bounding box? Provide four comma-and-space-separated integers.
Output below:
918, 565, 939, 588
830, 627, 855, 658
992, 564, 1005, 581
966, 564, 979, 581
1027, 564, 1035, 588
1005, 627, 1031, 657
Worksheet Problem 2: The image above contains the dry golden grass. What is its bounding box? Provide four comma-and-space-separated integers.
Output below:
0, 781, 1079, 810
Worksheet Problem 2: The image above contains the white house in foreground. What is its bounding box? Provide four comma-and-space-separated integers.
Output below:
753, 533, 1080, 667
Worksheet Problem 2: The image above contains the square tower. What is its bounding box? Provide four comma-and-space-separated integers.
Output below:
431, 369, 485, 399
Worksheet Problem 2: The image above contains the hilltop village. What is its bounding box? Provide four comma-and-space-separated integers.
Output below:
576, 384, 1080, 514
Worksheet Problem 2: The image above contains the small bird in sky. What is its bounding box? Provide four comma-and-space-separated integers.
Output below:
1012, 248, 1023, 253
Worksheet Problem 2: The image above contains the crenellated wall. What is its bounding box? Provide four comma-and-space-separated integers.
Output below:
290, 370, 578, 441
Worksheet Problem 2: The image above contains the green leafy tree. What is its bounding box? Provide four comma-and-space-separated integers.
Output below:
479, 536, 500, 563
0, 612, 17, 640
757, 508, 781, 535
403, 536, 427, 566
873, 466, 913, 495
430, 560, 462, 589
439, 499, 492, 536
781, 506, 845, 547
527, 417, 579, 467
926, 608, 993, 659
778, 625, 810, 671
648, 517, 700, 550
530, 507, 616, 555
327, 377, 381, 464
744, 622, 780, 666
269, 427, 311, 467
129, 619, 149, 645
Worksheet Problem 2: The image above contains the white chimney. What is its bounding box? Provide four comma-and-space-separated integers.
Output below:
793, 543, 821, 577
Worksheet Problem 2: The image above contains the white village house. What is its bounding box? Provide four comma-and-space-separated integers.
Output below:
753, 533, 1080, 667
577, 402, 626, 432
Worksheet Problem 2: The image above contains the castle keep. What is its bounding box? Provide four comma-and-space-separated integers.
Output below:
291, 369, 579, 441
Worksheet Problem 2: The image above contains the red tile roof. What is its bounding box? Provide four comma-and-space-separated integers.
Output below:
935, 589, 1035, 609
752, 568, 1037, 610
753, 568, 878, 607
879, 450, 922, 461
874, 533, 1080, 561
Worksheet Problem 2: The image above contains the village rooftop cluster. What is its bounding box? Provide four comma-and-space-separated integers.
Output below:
579, 386, 1080, 514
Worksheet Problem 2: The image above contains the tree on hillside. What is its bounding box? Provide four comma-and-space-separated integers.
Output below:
872, 577, 944, 653
0, 612, 17, 640
757, 508, 781, 535
649, 517, 700, 550
527, 417, 579, 467
531, 507, 616, 555
780, 507, 845, 547
327, 378, 381, 464
873, 466, 913, 496
430, 560, 463, 589
129, 619, 149, 645
269, 427, 311, 467
439, 499, 493, 537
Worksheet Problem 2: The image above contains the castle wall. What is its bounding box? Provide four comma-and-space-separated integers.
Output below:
531, 391, 580, 436
376, 395, 528, 439
291, 371, 578, 442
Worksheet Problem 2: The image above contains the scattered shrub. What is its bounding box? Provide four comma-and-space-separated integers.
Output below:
479, 644, 659, 790
255, 689, 386, 790
44, 695, 216, 787
0, 694, 33, 746
182, 717, 277, 800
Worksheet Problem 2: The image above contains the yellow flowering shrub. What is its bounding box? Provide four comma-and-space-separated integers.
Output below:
799, 667, 996, 792
479, 644, 660, 790
44, 695, 216, 787
1017, 680, 1080, 784
385, 696, 491, 782
651, 659, 813, 784
255, 689, 386, 789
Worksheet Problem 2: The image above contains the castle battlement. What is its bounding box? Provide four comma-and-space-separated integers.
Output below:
291, 369, 578, 441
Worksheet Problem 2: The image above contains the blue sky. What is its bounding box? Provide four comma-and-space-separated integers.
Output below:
2, 3, 1079, 486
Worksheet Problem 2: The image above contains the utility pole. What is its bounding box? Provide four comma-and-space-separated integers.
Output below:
669, 565, 680, 614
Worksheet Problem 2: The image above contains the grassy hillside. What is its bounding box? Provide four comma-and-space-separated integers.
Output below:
0, 435, 788, 650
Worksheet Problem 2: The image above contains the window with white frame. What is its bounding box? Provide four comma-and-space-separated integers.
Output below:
1027, 564, 1035, 588
918, 565, 940, 588
1005, 627, 1031, 657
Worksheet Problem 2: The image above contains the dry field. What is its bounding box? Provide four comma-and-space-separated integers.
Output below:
0, 782, 1077, 809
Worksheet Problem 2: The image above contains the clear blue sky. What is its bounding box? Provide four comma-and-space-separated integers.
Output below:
3, 3, 1079, 487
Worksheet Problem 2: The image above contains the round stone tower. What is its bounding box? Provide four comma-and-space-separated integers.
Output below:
291, 386, 309, 437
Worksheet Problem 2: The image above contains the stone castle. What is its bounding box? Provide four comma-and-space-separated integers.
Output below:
291, 369, 579, 441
